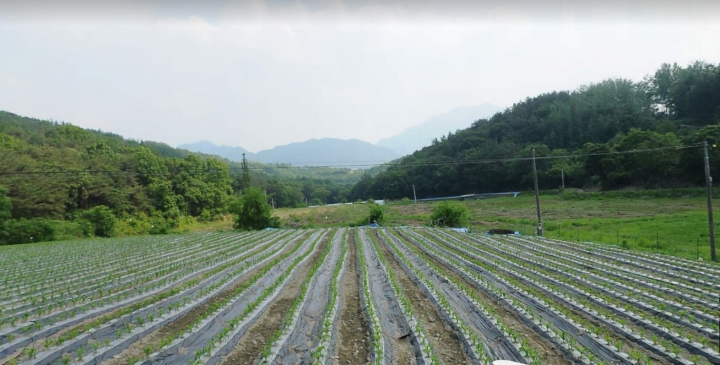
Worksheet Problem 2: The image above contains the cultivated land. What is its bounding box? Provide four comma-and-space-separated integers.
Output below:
1, 228, 719, 365
273, 192, 720, 260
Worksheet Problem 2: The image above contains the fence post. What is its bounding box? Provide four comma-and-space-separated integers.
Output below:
616, 230, 619, 245
656, 231, 659, 250
577, 226, 580, 242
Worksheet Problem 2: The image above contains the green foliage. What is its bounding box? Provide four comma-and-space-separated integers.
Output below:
0, 111, 363, 243
368, 204, 386, 225
399, 197, 412, 204
80, 205, 117, 237
0, 185, 11, 236
0, 218, 85, 245
351, 62, 720, 199
232, 187, 280, 230
430, 201, 470, 227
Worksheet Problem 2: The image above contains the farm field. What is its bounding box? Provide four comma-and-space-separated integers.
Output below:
1, 228, 719, 365
274, 191, 720, 260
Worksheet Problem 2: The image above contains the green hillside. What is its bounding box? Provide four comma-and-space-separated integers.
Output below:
351, 62, 720, 200
0, 112, 360, 244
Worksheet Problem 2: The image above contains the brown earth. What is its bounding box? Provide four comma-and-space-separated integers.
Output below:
219, 232, 330, 365
358, 230, 416, 365
372, 230, 472, 365
334, 229, 370, 365
396, 229, 573, 365
461, 234, 676, 365
101, 232, 308, 365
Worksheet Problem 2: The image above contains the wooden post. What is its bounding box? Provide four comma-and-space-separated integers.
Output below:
704, 141, 716, 261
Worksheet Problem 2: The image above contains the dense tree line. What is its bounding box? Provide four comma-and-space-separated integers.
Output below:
351, 62, 720, 200
0, 112, 359, 244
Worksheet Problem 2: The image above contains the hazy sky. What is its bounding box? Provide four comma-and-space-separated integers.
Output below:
1, 0, 719, 152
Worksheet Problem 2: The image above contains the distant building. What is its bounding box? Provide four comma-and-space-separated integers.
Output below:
375, 199, 385, 206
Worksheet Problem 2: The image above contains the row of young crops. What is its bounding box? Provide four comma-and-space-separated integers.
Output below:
0, 227, 718, 365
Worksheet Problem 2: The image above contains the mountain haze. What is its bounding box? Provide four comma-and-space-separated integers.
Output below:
376, 103, 503, 156
180, 138, 399, 166
178, 141, 255, 161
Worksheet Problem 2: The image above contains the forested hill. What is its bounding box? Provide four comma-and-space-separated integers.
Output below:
0, 112, 361, 244
351, 62, 720, 200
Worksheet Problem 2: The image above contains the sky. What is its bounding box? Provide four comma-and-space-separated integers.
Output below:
0, 0, 719, 152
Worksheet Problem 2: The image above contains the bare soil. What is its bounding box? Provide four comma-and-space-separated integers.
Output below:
359, 231, 416, 365
101, 232, 309, 365
472, 236, 675, 365
334, 229, 371, 365
372, 230, 472, 365
396, 230, 572, 365
219, 233, 329, 365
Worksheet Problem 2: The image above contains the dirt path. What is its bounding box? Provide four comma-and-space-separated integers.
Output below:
101, 232, 309, 365
219, 233, 330, 365
372, 230, 472, 365
334, 229, 370, 365
397, 230, 572, 365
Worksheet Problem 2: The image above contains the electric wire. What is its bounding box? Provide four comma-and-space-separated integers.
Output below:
0, 143, 706, 177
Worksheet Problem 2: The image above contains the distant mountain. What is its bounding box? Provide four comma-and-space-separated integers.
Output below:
178, 141, 255, 162
180, 138, 399, 166
376, 103, 503, 156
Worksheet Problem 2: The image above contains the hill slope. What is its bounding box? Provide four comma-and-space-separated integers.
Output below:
351, 61, 720, 200
0, 111, 364, 244
376, 103, 503, 155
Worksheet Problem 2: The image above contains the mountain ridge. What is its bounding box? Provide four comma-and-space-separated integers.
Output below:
181, 137, 399, 166
376, 103, 503, 155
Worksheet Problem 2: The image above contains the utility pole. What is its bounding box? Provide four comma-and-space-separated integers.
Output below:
412, 185, 417, 203
704, 141, 716, 261
532, 146, 543, 236
271, 197, 274, 209
561, 169, 565, 189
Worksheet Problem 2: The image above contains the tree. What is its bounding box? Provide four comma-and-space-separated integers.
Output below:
81, 205, 117, 237
0, 186, 11, 239
240, 153, 251, 192
232, 187, 279, 230
430, 201, 470, 227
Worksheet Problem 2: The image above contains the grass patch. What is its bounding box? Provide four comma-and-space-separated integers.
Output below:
273, 192, 720, 262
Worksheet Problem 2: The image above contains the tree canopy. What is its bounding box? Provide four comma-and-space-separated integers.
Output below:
232, 187, 279, 230
0, 111, 359, 244
351, 62, 720, 200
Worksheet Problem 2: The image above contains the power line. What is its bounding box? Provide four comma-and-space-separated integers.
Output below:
0, 143, 706, 177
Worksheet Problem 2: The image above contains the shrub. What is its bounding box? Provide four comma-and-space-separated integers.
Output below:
232, 187, 281, 230
114, 213, 154, 236
430, 201, 470, 227
368, 204, 386, 225
0, 219, 85, 245
81, 205, 117, 237
400, 197, 412, 205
